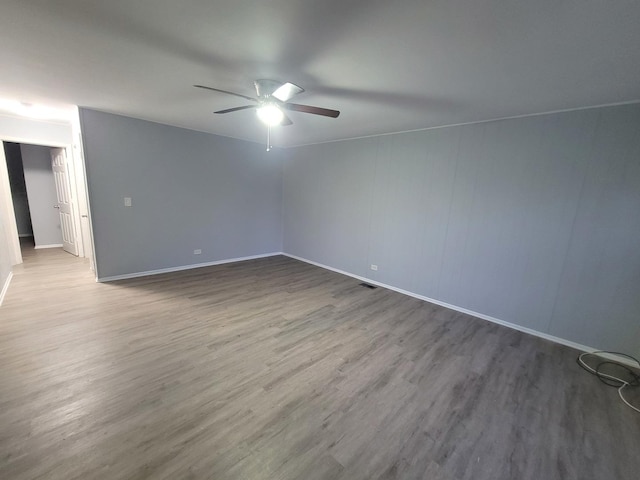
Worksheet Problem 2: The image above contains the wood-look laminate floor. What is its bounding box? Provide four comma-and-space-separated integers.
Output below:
0, 246, 638, 480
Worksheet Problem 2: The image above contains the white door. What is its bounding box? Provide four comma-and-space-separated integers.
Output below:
51, 148, 78, 256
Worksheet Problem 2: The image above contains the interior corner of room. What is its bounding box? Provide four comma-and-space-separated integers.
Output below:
1, 103, 640, 360
121, 100, 638, 361
2, 2, 640, 476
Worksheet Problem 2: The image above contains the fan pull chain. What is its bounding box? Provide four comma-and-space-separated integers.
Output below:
266, 125, 272, 151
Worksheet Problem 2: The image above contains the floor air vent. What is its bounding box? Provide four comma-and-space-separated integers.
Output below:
359, 283, 377, 289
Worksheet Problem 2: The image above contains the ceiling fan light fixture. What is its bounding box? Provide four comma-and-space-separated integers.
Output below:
256, 104, 284, 126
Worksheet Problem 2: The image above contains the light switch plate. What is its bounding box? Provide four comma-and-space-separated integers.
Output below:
124, 197, 132, 207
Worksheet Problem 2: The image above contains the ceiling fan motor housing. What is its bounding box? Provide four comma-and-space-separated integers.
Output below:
254, 79, 283, 99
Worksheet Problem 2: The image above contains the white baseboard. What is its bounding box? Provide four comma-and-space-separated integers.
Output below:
282, 253, 637, 367
34, 244, 63, 249
97, 252, 283, 282
0, 271, 13, 307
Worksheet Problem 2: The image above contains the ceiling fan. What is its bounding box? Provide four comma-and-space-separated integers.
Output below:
194, 79, 340, 150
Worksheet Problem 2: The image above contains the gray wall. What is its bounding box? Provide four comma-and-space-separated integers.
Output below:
21, 144, 63, 247
4, 142, 32, 236
80, 109, 283, 280
283, 103, 640, 357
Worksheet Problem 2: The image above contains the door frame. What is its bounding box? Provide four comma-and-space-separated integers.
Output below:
0, 136, 90, 266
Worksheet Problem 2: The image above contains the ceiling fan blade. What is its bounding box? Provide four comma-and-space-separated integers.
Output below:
272, 82, 305, 102
284, 103, 340, 118
280, 112, 293, 126
214, 105, 255, 114
194, 85, 257, 102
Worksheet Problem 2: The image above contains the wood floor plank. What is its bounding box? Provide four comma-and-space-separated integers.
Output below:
1, 245, 639, 480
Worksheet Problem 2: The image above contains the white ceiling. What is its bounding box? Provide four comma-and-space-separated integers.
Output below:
1, 0, 639, 147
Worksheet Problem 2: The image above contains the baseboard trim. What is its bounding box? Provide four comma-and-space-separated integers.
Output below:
0, 272, 13, 307
34, 244, 63, 249
97, 252, 283, 282
282, 253, 634, 366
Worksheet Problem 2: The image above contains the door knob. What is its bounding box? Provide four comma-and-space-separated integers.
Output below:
53, 205, 60, 209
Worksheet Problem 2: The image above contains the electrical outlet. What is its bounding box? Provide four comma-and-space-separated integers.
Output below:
124, 197, 132, 207
193, 249, 202, 255
370, 264, 378, 271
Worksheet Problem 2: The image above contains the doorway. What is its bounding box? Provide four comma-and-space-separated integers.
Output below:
3, 141, 81, 259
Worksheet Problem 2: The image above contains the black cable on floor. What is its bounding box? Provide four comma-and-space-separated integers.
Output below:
577, 351, 640, 413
